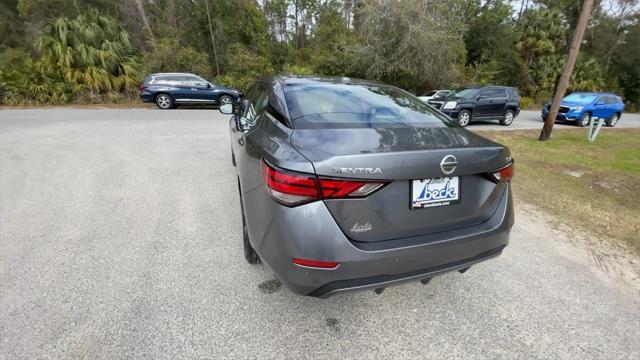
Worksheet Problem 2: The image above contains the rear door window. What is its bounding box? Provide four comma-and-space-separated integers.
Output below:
154, 76, 189, 86
479, 89, 507, 99
187, 77, 209, 87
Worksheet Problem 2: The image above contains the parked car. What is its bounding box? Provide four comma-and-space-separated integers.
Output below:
541, 92, 624, 127
418, 90, 452, 102
428, 86, 521, 127
220, 76, 514, 297
139, 72, 243, 109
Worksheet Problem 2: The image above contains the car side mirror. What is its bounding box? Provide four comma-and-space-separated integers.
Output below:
219, 103, 233, 114
206, 83, 211, 89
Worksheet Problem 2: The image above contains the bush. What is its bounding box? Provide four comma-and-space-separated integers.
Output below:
143, 37, 212, 79
215, 44, 273, 91
37, 12, 141, 94
0, 50, 73, 105
281, 64, 314, 76
520, 96, 535, 109
534, 90, 553, 107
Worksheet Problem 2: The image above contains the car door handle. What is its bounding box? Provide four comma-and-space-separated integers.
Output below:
237, 138, 245, 146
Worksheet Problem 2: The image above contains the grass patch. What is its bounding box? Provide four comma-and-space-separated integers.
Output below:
478, 128, 640, 253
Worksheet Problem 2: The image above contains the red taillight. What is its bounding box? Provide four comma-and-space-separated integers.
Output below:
262, 161, 387, 206
139, 84, 146, 91
262, 162, 320, 205
490, 162, 514, 182
293, 258, 339, 269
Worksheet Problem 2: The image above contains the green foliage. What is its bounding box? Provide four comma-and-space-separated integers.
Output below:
308, 3, 357, 76
0, 49, 72, 105
353, 0, 467, 91
532, 54, 606, 95
0, 0, 638, 109
143, 37, 212, 78
37, 12, 140, 94
281, 64, 314, 76
215, 44, 274, 91
519, 96, 534, 109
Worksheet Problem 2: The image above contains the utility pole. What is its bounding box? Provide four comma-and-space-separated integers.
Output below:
539, 0, 594, 141
204, 0, 220, 76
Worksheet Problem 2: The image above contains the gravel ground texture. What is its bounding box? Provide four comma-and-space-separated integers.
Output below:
1, 108, 638, 359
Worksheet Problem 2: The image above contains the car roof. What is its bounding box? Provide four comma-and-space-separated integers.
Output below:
567, 91, 617, 96
150, 72, 199, 77
261, 75, 388, 88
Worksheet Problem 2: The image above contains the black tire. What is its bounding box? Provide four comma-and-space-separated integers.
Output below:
577, 112, 591, 127
155, 93, 174, 110
458, 110, 472, 127
500, 109, 515, 126
218, 95, 233, 107
238, 178, 260, 264
606, 113, 620, 127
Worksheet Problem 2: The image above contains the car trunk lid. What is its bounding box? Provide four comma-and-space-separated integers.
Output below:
290, 127, 511, 242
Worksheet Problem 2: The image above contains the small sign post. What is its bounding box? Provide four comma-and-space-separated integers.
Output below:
587, 116, 604, 143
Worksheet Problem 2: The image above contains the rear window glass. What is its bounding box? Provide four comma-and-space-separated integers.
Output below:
563, 93, 597, 104
284, 83, 455, 129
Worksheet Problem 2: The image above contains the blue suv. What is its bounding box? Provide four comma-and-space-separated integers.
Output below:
139, 73, 243, 109
542, 92, 625, 127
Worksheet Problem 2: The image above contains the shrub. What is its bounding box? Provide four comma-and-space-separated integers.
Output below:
520, 96, 535, 109
37, 12, 141, 94
0, 50, 73, 105
215, 44, 273, 91
281, 64, 314, 76
143, 37, 213, 79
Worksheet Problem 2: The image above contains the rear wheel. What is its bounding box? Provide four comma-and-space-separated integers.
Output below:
155, 94, 174, 110
577, 112, 591, 127
606, 113, 620, 127
500, 109, 515, 126
458, 110, 471, 127
238, 178, 260, 264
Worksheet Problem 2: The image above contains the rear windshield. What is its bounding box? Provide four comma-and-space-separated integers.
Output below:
284, 83, 456, 129
563, 93, 597, 104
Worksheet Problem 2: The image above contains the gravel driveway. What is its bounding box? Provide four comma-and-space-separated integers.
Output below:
1, 108, 639, 359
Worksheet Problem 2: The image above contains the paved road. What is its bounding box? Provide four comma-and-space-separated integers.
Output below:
1, 109, 639, 359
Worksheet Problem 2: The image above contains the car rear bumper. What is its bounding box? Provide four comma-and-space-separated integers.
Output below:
247, 182, 514, 297
139, 92, 154, 103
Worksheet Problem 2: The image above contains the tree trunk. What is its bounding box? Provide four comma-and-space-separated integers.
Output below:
294, 0, 300, 49
539, 0, 594, 141
204, 0, 220, 76
134, 0, 155, 42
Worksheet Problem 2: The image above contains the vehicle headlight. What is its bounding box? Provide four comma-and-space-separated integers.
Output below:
443, 101, 457, 110
572, 106, 583, 112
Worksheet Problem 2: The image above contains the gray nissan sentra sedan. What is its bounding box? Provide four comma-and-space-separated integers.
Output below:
220, 76, 514, 297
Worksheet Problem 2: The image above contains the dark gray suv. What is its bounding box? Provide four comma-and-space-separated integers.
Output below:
221, 76, 514, 297
428, 86, 521, 127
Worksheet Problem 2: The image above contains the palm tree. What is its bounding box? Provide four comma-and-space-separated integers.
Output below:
37, 12, 140, 93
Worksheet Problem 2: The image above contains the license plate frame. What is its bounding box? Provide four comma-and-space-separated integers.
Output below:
410, 176, 460, 209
